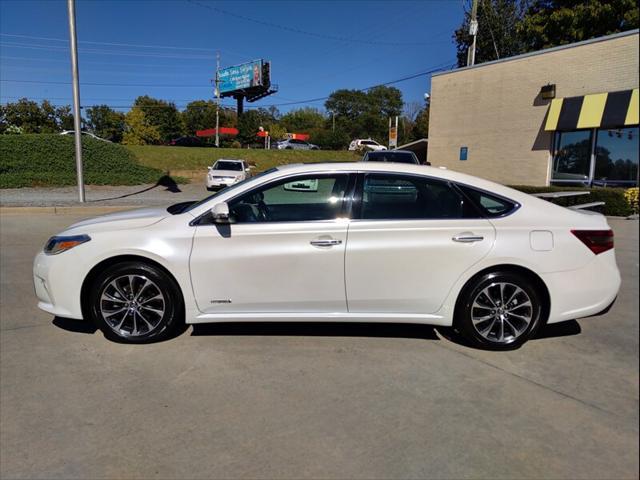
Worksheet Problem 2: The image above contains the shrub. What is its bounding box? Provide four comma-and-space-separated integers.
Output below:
0, 134, 165, 188
308, 128, 350, 150
509, 185, 635, 217
624, 187, 639, 214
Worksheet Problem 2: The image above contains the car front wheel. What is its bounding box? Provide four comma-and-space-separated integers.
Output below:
88, 261, 183, 343
455, 271, 545, 349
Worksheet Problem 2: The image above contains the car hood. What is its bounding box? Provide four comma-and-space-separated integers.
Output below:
62, 207, 170, 234
209, 169, 243, 177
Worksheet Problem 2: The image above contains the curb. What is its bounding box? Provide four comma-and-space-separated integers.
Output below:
0, 206, 139, 215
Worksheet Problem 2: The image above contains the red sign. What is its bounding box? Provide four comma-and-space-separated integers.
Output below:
289, 133, 310, 141
196, 127, 239, 137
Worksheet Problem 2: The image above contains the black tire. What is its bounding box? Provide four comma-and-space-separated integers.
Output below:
88, 261, 183, 343
455, 271, 545, 350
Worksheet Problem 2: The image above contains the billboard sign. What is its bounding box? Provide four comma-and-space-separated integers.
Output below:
218, 60, 263, 95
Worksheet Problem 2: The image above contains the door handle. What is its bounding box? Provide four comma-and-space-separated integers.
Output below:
310, 239, 342, 247
452, 233, 484, 243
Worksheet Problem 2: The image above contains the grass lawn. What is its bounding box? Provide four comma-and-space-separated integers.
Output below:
125, 145, 360, 174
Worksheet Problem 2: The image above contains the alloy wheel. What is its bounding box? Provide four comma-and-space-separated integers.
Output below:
99, 274, 165, 338
470, 282, 533, 344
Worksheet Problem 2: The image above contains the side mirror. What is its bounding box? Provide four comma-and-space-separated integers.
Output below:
211, 202, 234, 224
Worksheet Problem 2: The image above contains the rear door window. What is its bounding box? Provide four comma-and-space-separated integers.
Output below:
357, 174, 479, 220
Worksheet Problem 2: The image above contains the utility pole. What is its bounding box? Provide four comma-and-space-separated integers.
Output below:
467, 0, 479, 66
67, 0, 85, 202
332, 111, 335, 132
215, 51, 220, 147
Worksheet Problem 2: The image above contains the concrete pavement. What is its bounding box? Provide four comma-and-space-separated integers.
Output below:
1, 212, 638, 479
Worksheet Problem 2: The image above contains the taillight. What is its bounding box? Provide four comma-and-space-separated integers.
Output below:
571, 230, 614, 255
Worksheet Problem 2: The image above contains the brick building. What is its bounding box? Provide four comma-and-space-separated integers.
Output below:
427, 30, 639, 187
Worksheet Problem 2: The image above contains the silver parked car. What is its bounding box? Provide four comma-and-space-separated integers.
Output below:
275, 139, 319, 150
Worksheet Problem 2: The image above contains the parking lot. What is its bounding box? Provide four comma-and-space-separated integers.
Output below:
1, 211, 638, 479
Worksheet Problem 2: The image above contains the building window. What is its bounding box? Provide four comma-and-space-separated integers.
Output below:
552, 127, 639, 187
552, 130, 592, 183
594, 127, 639, 187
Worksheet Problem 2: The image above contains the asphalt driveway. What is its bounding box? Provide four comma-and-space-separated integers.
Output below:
1, 212, 638, 479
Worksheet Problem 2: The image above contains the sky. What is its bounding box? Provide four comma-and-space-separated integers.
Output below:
0, 0, 464, 115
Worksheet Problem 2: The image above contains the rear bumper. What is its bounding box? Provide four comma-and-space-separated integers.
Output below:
542, 249, 621, 324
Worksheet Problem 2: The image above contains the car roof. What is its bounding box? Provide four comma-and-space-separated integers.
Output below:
215, 158, 244, 162
367, 149, 414, 154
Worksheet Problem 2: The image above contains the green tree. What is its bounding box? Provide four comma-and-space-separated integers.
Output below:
122, 107, 162, 145
55, 105, 75, 131
267, 123, 287, 141
454, 0, 528, 67
86, 105, 126, 142
4, 98, 50, 133
308, 128, 350, 150
280, 107, 326, 133
519, 0, 639, 51
237, 108, 278, 146
454, 0, 639, 67
182, 100, 237, 136
133, 95, 184, 142
325, 86, 403, 144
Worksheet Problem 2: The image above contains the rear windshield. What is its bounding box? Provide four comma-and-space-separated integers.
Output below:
361, 140, 378, 145
366, 151, 418, 164
214, 161, 243, 171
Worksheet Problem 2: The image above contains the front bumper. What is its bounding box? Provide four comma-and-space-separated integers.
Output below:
33, 251, 84, 319
206, 177, 240, 189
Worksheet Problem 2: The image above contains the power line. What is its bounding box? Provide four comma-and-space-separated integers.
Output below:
187, 0, 456, 47
0, 33, 255, 59
1, 62, 454, 110
0, 78, 212, 88
0, 42, 216, 60
0, 33, 214, 52
0, 55, 214, 69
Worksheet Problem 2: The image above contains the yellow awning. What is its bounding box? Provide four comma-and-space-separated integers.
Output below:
545, 88, 639, 131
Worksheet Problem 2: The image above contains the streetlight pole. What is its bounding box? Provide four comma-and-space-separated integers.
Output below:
215, 51, 220, 147
67, 0, 85, 202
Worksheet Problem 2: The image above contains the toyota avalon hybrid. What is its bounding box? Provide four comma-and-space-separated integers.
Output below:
34, 162, 620, 348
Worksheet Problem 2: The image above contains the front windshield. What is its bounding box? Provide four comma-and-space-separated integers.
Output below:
214, 161, 243, 171
367, 152, 417, 164
362, 141, 378, 145
183, 168, 278, 214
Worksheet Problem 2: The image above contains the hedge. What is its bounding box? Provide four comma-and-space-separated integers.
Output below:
0, 134, 166, 188
509, 185, 636, 217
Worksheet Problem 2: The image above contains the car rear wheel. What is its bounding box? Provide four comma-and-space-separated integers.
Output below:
88, 261, 183, 343
455, 271, 545, 349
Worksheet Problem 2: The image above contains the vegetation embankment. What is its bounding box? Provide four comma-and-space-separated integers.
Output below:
0, 134, 164, 188
126, 145, 360, 174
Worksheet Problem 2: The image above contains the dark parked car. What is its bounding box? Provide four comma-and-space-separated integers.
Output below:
362, 150, 421, 164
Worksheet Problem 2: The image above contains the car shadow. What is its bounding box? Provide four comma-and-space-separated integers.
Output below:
53, 316, 97, 334
52, 317, 582, 347
191, 322, 441, 341
533, 319, 582, 339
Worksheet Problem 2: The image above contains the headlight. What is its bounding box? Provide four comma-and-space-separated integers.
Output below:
44, 234, 91, 255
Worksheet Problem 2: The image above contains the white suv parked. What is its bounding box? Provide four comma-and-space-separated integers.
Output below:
349, 139, 387, 152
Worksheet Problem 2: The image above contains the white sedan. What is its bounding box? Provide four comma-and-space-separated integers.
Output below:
33, 162, 620, 348
206, 159, 251, 191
